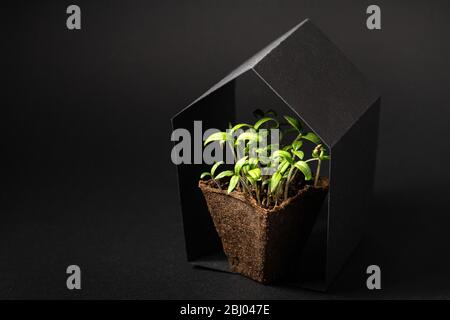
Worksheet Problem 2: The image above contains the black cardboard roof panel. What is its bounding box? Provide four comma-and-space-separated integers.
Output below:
172, 20, 309, 121
253, 20, 379, 146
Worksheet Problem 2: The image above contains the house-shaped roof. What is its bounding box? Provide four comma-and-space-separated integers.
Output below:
171, 19, 381, 290
174, 18, 379, 147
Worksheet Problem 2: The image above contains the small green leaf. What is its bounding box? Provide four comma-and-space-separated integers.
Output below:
230, 123, 252, 134
321, 155, 331, 160
270, 171, 282, 193
204, 132, 228, 146
278, 160, 290, 174
248, 168, 261, 180
292, 140, 303, 151
254, 117, 279, 130
215, 170, 234, 180
211, 161, 224, 176
302, 132, 321, 144
312, 149, 319, 158
246, 176, 256, 186
292, 150, 304, 160
272, 150, 291, 159
235, 131, 259, 144
294, 161, 312, 181
234, 156, 248, 175
272, 150, 293, 164
228, 175, 240, 193
284, 115, 302, 132
200, 172, 211, 179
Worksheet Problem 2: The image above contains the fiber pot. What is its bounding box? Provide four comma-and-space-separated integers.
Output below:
198, 177, 329, 284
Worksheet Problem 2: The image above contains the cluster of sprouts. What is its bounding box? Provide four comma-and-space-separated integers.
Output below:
200, 110, 329, 208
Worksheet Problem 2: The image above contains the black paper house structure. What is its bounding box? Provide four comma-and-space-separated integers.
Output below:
171, 19, 380, 291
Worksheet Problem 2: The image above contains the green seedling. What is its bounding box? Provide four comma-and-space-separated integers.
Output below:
201, 110, 330, 208
200, 161, 224, 189
306, 144, 330, 187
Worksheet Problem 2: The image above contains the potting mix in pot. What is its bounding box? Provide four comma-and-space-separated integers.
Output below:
199, 110, 330, 284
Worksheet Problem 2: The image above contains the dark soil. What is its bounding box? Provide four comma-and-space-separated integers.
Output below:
199, 177, 329, 284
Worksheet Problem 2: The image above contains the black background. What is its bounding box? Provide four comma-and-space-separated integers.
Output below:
2, 0, 450, 299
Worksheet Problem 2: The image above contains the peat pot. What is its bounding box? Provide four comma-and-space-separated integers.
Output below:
198, 178, 329, 284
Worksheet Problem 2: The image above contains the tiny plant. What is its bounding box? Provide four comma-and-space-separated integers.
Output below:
200, 161, 224, 189
200, 109, 330, 208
